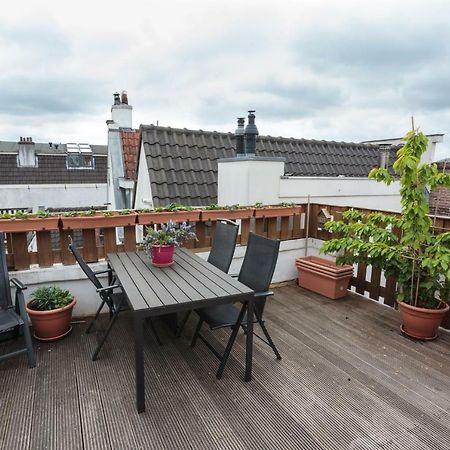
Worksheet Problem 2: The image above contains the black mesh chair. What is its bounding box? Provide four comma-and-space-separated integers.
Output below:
0, 232, 35, 368
69, 241, 161, 360
176, 219, 239, 337
191, 232, 281, 379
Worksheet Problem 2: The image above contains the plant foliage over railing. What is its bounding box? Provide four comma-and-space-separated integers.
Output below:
322, 129, 450, 309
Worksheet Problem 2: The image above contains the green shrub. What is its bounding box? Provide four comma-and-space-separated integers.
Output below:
29, 286, 73, 311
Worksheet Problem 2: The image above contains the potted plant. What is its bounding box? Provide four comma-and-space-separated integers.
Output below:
137, 203, 201, 225
321, 129, 450, 339
253, 202, 302, 218
143, 221, 197, 267
26, 286, 76, 341
0, 210, 60, 233
200, 203, 255, 221
61, 209, 137, 230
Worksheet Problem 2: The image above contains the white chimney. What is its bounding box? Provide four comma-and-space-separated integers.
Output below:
110, 90, 133, 129
17, 137, 37, 167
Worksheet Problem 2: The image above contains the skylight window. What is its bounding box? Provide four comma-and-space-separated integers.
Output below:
66, 143, 94, 169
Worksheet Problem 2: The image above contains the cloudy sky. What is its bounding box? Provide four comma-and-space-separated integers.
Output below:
1, 0, 449, 159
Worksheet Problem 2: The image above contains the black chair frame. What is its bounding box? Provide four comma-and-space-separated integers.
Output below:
176, 219, 239, 337
0, 233, 35, 367
191, 233, 281, 379
69, 239, 161, 360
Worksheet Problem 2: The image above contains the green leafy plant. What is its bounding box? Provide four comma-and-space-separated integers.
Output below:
254, 202, 264, 209
279, 202, 296, 208
13, 210, 30, 219
35, 209, 50, 218
321, 129, 450, 309
102, 211, 114, 217
0, 213, 12, 219
29, 286, 73, 311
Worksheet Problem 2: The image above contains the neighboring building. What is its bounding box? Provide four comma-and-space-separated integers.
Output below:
106, 91, 140, 211
134, 113, 400, 209
362, 134, 444, 165
0, 137, 107, 213
429, 159, 450, 217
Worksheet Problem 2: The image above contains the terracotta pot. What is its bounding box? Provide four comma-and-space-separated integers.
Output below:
296, 257, 353, 300
61, 213, 136, 230
150, 244, 175, 267
0, 216, 60, 233
398, 301, 449, 340
137, 210, 201, 225
200, 209, 254, 221
254, 206, 301, 218
26, 298, 77, 341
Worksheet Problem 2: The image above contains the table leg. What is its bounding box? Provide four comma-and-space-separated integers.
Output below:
245, 296, 254, 382
134, 314, 145, 413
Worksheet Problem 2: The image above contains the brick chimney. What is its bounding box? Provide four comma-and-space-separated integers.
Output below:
17, 136, 37, 167
110, 90, 132, 129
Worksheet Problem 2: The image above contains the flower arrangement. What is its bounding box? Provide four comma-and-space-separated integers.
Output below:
143, 221, 196, 248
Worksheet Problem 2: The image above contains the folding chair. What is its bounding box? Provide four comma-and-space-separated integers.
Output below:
69, 241, 161, 360
0, 232, 35, 368
176, 219, 239, 337
191, 232, 281, 379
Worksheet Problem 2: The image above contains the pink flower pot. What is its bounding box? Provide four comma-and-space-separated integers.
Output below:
151, 244, 175, 267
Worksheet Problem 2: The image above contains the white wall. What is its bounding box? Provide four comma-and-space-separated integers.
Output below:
0, 183, 107, 211
279, 176, 401, 212
218, 158, 285, 205
134, 142, 154, 209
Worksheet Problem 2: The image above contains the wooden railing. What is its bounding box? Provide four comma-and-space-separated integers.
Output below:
3, 203, 449, 326
1, 206, 306, 271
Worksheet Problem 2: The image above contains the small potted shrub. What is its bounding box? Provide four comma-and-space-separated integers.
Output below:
143, 221, 197, 267
321, 129, 450, 339
26, 286, 76, 341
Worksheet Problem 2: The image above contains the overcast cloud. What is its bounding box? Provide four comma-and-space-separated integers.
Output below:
1, 0, 449, 159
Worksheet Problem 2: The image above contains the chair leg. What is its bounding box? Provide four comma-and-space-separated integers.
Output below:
256, 312, 282, 360
191, 318, 203, 347
86, 298, 107, 334
92, 309, 120, 361
149, 319, 163, 346
216, 303, 247, 380
22, 323, 36, 368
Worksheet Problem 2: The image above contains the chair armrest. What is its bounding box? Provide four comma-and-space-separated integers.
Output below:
96, 284, 121, 293
254, 291, 274, 298
10, 278, 27, 291
229, 274, 239, 278
93, 269, 112, 275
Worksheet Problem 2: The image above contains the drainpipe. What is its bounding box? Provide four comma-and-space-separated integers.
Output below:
305, 195, 311, 256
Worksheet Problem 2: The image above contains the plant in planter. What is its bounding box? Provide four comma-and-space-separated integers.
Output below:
200, 203, 255, 221
0, 209, 60, 233
143, 221, 197, 267
61, 209, 137, 229
137, 203, 201, 225
253, 201, 301, 218
26, 286, 76, 341
321, 129, 450, 339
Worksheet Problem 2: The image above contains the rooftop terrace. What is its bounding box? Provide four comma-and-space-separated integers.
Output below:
2, 285, 449, 450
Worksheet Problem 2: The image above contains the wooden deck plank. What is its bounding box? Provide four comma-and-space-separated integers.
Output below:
1, 286, 449, 450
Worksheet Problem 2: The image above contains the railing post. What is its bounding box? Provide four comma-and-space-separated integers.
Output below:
36, 230, 54, 268
11, 232, 30, 270
82, 229, 98, 263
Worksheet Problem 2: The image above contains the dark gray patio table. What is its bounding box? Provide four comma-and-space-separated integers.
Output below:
107, 247, 255, 413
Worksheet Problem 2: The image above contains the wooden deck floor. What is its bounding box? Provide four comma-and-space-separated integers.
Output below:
1, 285, 450, 450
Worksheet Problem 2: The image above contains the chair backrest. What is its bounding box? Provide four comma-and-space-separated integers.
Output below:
0, 232, 13, 309
69, 242, 103, 290
207, 219, 239, 273
238, 233, 280, 317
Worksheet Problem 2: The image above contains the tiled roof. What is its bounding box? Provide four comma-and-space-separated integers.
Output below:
0, 140, 107, 185
140, 125, 391, 207
121, 130, 140, 180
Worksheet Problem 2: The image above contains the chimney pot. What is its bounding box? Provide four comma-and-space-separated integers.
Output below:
235, 117, 245, 155
121, 90, 128, 105
244, 110, 258, 155
113, 92, 121, 105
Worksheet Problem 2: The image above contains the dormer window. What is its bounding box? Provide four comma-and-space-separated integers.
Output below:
66, 143, 94, 169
